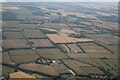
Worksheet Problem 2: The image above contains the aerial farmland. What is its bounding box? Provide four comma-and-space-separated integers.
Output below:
1, 2, 119, 80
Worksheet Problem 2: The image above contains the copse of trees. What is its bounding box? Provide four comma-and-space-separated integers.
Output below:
97, 15, 117, 22
2, 11, 17, 21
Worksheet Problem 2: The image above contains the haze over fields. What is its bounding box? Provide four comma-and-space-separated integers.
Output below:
1, 0, 120, 2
